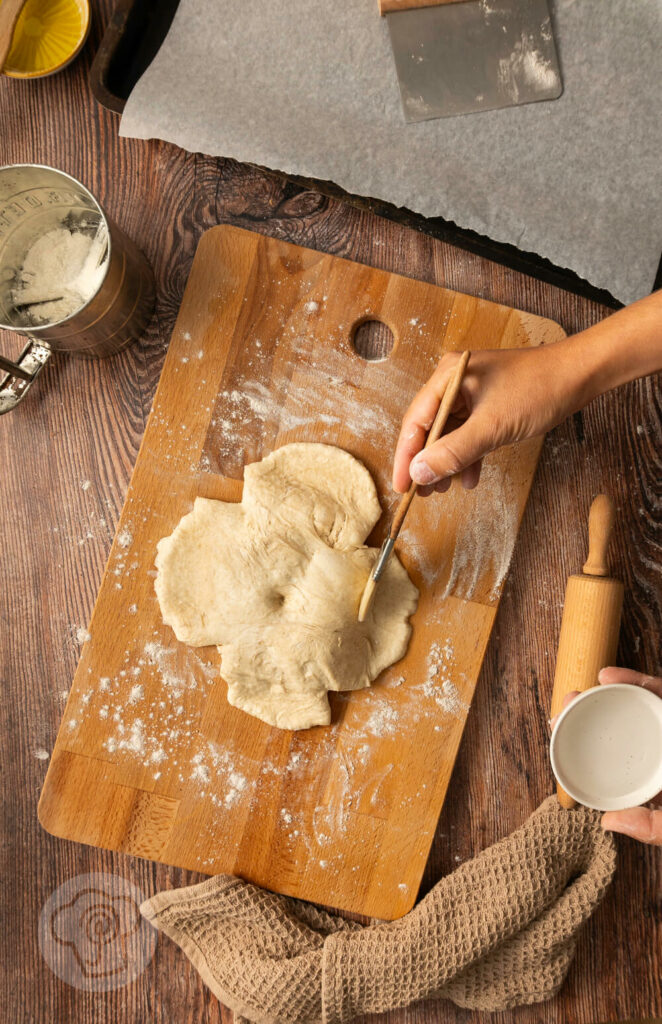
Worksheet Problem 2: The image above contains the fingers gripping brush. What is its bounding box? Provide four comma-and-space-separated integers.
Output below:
358, 350, 470, 622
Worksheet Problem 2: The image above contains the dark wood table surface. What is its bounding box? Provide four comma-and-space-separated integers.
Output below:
1, 3, 660, 1022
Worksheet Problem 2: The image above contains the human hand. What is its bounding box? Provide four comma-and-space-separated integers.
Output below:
552, 667, 662, 845
392, 341, 595, 494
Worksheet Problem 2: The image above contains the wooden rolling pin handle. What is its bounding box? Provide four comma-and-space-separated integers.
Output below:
552, 493, 622, 810
582, 493, 616, 577
557, 785, 577, 810
389, 350, 470, 539
379, 0, 464, 14
0, 0, 26, 71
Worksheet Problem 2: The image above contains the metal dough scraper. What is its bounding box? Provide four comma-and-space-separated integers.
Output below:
380, 0, 563, 122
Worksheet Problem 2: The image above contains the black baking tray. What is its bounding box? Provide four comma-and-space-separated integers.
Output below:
89, 0, 662, 308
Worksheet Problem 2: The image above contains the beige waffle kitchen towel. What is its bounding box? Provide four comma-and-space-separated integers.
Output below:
140, 797, 616, 1023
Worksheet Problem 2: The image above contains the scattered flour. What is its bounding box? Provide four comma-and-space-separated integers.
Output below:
364, 700, 399, 737
34, 749, 50, 761
440, 463, 519, 601
213, 371, 398, 463
423, 640, 469, 720
225, 771, 248, 808
191, 754, 210, 784
117, 527, 133, 550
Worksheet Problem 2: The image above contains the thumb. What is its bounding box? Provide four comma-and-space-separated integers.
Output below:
409, 416, 494, 486
601, 807, 662, 845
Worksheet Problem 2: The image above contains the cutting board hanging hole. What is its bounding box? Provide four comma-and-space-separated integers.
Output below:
351, 318, 395, 362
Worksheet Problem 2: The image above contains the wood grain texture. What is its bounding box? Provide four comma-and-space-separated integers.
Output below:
1, 0, 660, 1020
38, 226, 561, 919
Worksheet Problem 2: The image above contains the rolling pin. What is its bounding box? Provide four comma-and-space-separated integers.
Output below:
550, 494, 624, 809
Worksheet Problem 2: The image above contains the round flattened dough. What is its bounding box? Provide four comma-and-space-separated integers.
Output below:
244, 442, 382, 550
155, 442, 418, 730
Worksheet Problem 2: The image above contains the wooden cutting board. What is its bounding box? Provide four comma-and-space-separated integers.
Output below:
39, 225, 565, 920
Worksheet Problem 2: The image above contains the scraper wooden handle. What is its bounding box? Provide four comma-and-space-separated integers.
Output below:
379, 0, 464, 14
551, 494, 624, 809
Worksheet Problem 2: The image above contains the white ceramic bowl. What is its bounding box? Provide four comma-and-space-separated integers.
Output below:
550, 683, 662, 811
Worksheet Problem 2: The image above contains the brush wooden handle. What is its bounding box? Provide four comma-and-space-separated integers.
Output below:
379, 0, 464, 13
390, 349, 470, 539
0, 0, 26, 71
551, 495, 623, 809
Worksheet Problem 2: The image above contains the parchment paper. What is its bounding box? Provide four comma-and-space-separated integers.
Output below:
120, 0, 662, 305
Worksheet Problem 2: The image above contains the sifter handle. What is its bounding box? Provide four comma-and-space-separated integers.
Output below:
582, 494, 616, 576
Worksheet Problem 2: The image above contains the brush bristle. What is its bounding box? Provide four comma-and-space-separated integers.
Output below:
357, 575, 377, 622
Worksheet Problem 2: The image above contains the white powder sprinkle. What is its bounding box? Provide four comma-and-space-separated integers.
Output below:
122, 719, 145, 755
128, 684, 144, 704
191, 761, 210, 784
225, 771, 247, 807
34, 748, 50, 761
364, 700, 398, 737
117, 527, 133, 550
423, 640, 469, 719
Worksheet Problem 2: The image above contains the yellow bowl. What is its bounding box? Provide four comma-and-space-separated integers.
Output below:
2, 0, 90, 79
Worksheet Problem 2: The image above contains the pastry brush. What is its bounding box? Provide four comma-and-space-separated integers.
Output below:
358, 349, 470, 622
